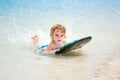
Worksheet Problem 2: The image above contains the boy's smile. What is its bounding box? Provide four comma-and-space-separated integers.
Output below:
57, 40, 62, 42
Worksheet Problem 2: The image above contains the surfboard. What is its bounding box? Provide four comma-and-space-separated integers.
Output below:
55, 36, 92, 54
37, 36, 92, 55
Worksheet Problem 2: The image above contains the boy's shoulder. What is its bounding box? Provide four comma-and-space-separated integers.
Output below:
48, 41, 55, 47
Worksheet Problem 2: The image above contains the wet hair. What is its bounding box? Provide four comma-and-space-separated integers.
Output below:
50, 24, 66, 39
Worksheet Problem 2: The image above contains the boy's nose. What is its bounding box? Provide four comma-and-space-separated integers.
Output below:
57, 37, 60, 39
58, 36, 61, 39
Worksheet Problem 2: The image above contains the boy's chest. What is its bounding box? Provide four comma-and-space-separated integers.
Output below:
51, 44, 62, 50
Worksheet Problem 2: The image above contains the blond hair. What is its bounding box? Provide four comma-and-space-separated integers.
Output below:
50, 24, 66, 39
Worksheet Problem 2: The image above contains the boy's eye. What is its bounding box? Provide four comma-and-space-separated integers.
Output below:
61, 35, 63, 37
55, 34, 58, 37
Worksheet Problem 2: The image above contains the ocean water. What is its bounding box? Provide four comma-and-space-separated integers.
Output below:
0, 0, 120, 80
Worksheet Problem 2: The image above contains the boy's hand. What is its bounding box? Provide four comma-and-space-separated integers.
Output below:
49, 50, 55, 54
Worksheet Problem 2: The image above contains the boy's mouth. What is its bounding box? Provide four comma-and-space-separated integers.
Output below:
57, 40, 61, 42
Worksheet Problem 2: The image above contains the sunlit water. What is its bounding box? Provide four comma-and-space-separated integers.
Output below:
0, 0, 120, 80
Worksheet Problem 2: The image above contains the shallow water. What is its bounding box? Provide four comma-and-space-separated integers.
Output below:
0, 0, 120, 80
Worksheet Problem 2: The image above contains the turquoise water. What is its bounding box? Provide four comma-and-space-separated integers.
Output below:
0, 0, 120, 80
0, 0, 120, 51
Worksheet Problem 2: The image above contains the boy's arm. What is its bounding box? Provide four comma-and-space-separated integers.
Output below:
45, 42, 55, 54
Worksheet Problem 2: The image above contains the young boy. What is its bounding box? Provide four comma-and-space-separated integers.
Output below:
32, 24, 67, 55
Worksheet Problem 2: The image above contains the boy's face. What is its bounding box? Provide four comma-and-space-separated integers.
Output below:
53, 29, 65, 44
